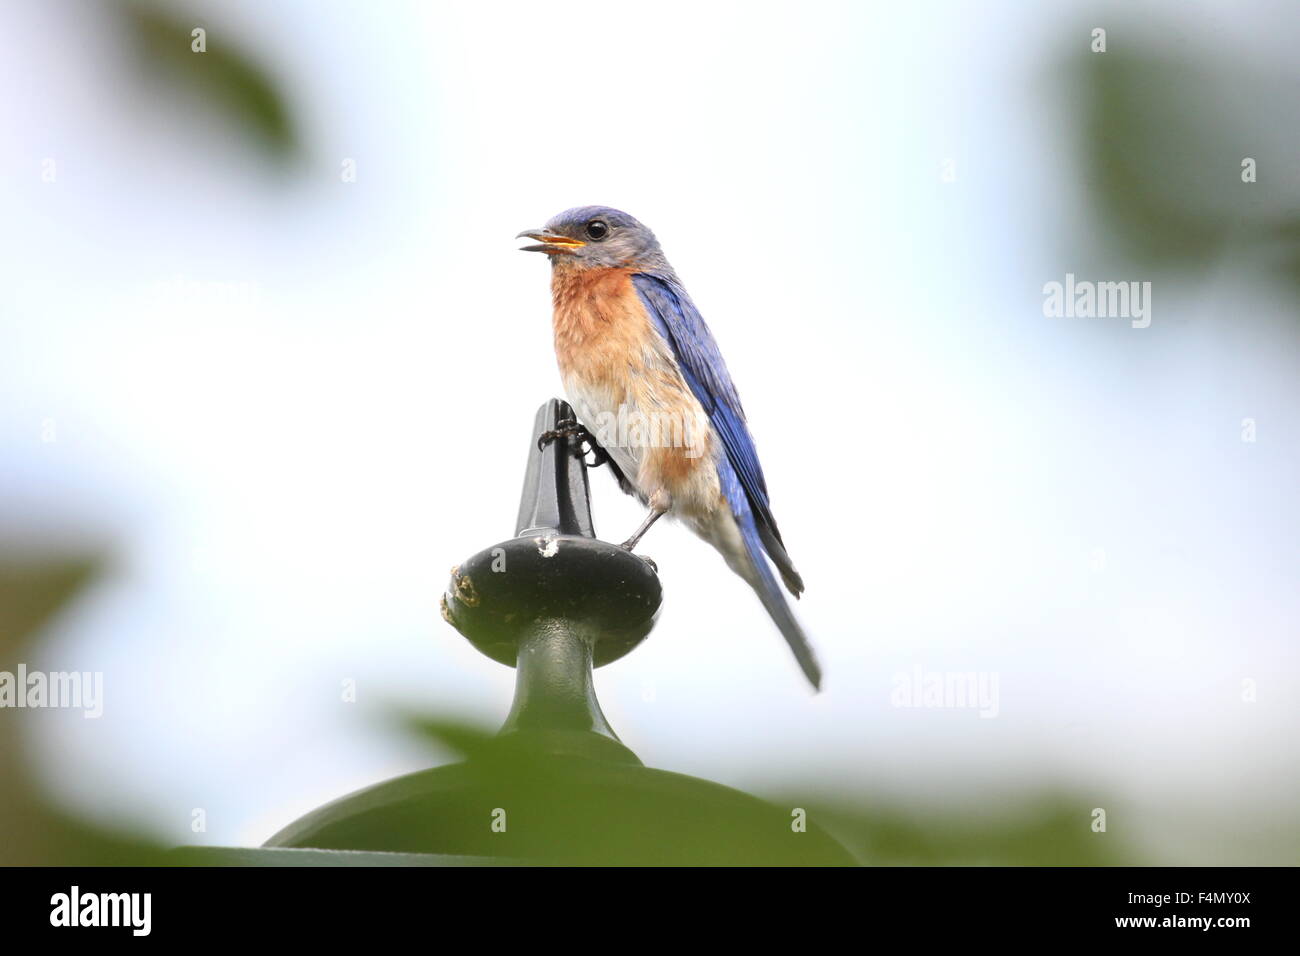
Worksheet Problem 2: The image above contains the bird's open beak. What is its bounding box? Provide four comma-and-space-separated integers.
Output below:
516, 230, 586, 254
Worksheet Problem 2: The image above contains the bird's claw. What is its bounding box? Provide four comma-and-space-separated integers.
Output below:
538, 418, 610, 469
619, 538, 658, 571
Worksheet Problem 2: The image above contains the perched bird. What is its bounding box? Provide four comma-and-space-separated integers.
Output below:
517, 206, 822, 689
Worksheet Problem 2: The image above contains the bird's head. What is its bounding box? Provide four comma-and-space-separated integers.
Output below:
517, 206, 665, 270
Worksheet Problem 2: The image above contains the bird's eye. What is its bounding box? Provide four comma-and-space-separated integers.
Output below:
585, 220, 609, 240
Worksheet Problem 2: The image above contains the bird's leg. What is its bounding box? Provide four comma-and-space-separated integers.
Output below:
620, 510, 662, 552
621, 489, 670, 552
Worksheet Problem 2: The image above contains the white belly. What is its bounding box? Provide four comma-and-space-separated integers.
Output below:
563, 375, 648, 501
563, 372, 722, 521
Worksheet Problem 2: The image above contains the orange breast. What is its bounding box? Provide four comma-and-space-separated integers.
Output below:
550, 266, 652, 390
549, 265, 718, 508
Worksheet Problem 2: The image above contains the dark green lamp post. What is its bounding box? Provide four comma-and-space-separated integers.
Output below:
184, 400, 855, 866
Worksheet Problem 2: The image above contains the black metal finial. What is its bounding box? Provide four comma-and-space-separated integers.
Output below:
515, 401, 596, 538
253, 399, 858, 864
441, 399, 661, 762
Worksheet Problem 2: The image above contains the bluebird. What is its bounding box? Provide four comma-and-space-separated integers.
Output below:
517, 206, 821, 689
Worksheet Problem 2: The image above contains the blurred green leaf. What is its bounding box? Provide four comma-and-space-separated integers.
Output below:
1070, 38, 1300, 292
120, 1, 299, 164
805, 793, 1136, 866
403, 715, 500, 761
0, 553, 168, 865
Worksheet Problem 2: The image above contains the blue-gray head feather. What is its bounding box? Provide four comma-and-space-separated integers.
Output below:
519, 206, 671, 272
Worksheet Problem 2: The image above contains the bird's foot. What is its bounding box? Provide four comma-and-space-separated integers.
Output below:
536, 417, 582, 451
620, 541, 658, 574
537, 418, 610, 468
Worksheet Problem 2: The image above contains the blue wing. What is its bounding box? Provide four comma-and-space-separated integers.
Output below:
631, 272, 804, 598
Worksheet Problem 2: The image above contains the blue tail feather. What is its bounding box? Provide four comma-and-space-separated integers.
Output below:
738, 516, 822, 690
